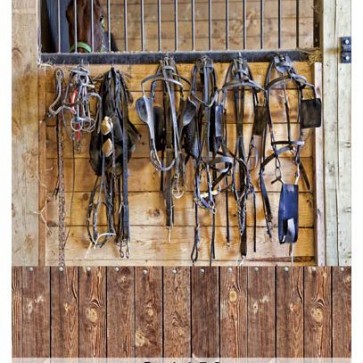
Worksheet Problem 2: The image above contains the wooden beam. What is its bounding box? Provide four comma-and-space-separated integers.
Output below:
322, 0, 351, 265
12, 0, 39, 265
336, 0, 352, 265
313, 62, 326, 266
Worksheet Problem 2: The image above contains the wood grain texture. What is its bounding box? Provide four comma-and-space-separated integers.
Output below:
106, 267, 135, 357
276, 267, 304, 357
336, 0, 352, 266
163, 267, 191, 357
78, 267, 107, 358
313, 62, 326, 266
134, 267, 163, 357
11, 267, 352, 358
50, 267, 79, 358
322, 0, 338, 265
304, 266, 332, 357
332, 267, 351, 357
22, 267, 50, 357
38, 70, 48, 266
191, 267, 219, 358
12, 0, 39, 265
12, 267, 22, 358
220, 266, 248, 357
247, 267, 275, 357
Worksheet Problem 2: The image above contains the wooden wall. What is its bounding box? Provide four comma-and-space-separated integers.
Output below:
12, 0, 352, 267
39, 62, 319, 266
12, 266, 351, 358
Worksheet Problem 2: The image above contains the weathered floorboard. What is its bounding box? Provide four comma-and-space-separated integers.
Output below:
106, 267, 135, 357
304, 266, 332, 357
134, 267, 163, 357
50, 267, 79, 358
22, 267, 50, 357
247, 267, 276, 357
191, 267, 219, 358
220, 266, 248, 357
332, 266, 351, 357
163, 267, 191, 357
276, 267, 304, 357
12, 267, 23, 358
78, 267, 107, 358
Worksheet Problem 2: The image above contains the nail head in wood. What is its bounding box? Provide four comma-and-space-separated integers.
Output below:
29, 267, 33, 272
86, 267, 91, 272
200, 268, 205, 274
115, 267, 120, 272
59, 266, 64, 272
228, 267, 233, 273
340, 267, 345, 272
172, 268, 177, 274
255, 267, 259, 272
143, 269, 148, 275
284, 267, 289, 272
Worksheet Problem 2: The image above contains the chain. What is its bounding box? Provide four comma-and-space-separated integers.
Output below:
57, 113, 66, 268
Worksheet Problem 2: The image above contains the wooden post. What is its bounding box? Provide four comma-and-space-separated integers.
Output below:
321, 0, 352, 265
12, 0, 39, 265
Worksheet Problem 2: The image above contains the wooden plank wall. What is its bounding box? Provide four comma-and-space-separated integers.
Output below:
321, 0, 351, 265
96, 0, 314, 51
12, 266, 351, 358
39, 62, 317, 266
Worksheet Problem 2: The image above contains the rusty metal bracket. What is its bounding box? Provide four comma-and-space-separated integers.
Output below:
340, 37, 352, 64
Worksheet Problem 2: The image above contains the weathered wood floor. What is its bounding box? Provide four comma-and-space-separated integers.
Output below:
12, 266, 351, 358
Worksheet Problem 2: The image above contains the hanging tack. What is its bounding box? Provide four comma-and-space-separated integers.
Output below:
29, 267, 34, 272
284, 266, 289, 272
228, 267, 233, 273
254, 267, 259, 272
115, 267, 120, 272
200, 268, 205, 274
311, 266, 316, 272
59, 266, 64, 272
172, 268, 177, 274
340, 267, 345, 272
143, 269, 148, 275
86, 267, 91, 272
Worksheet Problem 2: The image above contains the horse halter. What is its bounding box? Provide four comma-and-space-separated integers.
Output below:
260, 54, 321, 255
136, 56, 192, 233
187, 56, 235, 264
221, 56, 265, 259
69, 41, 92, 53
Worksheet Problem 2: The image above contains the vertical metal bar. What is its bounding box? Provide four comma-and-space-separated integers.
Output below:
260, 0, 263, 49
208, 0, 212, 50
141, 0, 145, 51
107, 0, 111, 51
124, 0, 128, 51
296, 0, 300, 48
74, 0, 78, 52
192, 0, 195, 50
91, 0, 95, 51
158, 0, 161, 51
278, 0, 282, 48
57, 0, 61, 53
243, 0, 246, 49
174, 0, 178, 50
225, 0, 229, 50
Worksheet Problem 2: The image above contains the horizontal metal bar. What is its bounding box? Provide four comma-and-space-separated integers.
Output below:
41, 50, 312, 65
